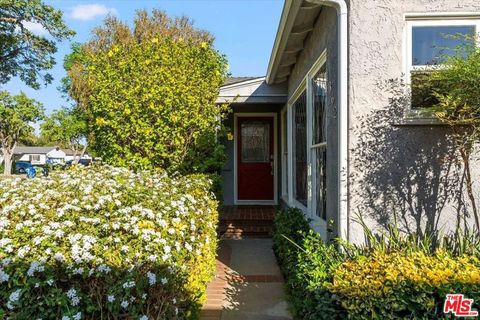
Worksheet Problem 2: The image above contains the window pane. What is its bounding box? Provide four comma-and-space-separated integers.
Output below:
412, 25, 475, 66
293, 91, 307, 206
410, 71, 444, 109
312, 65, 327, 144
315, 148, 327, 219
241, 122, 270, 163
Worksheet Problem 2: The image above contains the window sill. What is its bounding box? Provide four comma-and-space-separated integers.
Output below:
393, 110, 447, 126
393, 117, 447, 126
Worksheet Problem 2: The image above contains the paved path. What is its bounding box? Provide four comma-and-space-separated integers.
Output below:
201, 239, 292, 320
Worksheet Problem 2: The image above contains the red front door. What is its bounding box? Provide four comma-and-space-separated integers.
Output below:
237, 117, 274, 201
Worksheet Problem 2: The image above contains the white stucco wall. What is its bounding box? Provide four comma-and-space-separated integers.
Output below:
347, 0, 480, 243
18, 154, 47, 165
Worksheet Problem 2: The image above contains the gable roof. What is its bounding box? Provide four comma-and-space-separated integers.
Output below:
223, 77, 263, 87
14, 146, 59, 155
217, 76, 287, 104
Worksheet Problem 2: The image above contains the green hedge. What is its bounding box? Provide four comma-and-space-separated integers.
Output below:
0, 166, 218, 319
273, 209, 344, 319
273, 208, 480, 320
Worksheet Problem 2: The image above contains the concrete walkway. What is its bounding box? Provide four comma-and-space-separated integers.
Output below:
201, 239, 292, 320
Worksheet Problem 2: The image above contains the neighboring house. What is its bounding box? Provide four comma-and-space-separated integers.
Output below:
0, 146, 91, 165
63, 149, 92, 162
218, 0, 480, 243
13, 147, 66, 165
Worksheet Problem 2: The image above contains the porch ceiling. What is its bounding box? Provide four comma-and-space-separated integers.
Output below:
266, 0, 323, 84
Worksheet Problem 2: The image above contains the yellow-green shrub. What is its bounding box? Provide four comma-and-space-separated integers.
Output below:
329, 250, 480, 319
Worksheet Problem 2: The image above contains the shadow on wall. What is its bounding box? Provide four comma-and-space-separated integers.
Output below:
350, 79, 472, 238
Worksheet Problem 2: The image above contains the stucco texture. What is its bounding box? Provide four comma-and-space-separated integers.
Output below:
347, 0, 480, 243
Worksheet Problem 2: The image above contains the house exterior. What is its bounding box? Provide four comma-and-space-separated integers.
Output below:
13, 147, 66, 165
0, 147, 91, 165
218, 0, 480, 243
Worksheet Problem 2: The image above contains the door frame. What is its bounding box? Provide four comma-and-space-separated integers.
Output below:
234, 113, 278, 205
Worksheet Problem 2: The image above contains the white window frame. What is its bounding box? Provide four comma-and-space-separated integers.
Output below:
404, 15, 480, 114
281, 106, 289, 202
287, 82, 307, 211
286, 50, 328, 231
309, 52, 328, 225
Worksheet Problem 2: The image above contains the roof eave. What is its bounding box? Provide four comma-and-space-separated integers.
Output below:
266, 0, 303, 85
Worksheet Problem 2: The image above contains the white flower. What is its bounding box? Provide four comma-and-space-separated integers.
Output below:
147, 272, 156, 285
62, 316, 70, 320
0, 268, 9, 283
161, 277, 168, 285
73, 267, 84, 275
123, 280, 135, 289
97, 264, 111, 274
73, 312, 81, 320
67, 288, 80, 306
107, 295, 115, 302
27, 261, 44, 277
7, 289, 21, 310
121, 300, 129, 309
139, 316, 149, 320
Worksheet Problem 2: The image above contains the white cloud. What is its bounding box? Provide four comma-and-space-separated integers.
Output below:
70, 4, 117, 21
23, 21, 48, 36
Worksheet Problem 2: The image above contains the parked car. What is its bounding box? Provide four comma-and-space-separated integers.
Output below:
15, 161, 35, 174
66, 158, 92, 166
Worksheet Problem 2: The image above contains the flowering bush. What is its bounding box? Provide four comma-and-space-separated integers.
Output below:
0, 166, 218, 319
330, 250, 480, 319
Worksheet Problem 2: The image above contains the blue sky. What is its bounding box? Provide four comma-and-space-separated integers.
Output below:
2, 0, 284, 115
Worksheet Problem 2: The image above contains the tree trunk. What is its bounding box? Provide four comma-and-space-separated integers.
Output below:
72, 149, 79, 165
2, 150, 13, 176
460, 147, 480, 231
77, 143, 88, 164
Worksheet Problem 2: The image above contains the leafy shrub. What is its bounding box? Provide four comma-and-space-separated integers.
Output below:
0, 166, 218, 319
329, 250, 480, 319
345, 214, 480, 258
273, 208, 480, 320
272, 208, 310, 275
68, 12, 229, 174
273, 208, 344, 319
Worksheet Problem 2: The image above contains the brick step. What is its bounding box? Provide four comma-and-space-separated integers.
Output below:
218, 225, 273, 232
219, 220, 274, 227
217, 225, 273, 239
219, 214, 275, 221
220, 232, 272, 239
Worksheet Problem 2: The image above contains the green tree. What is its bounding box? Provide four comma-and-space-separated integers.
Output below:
40, 107, 87, 164
66, 10, 228, 173
0, 0, 74, 89
428, 39, 480, 231
0, 91, 44, 175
